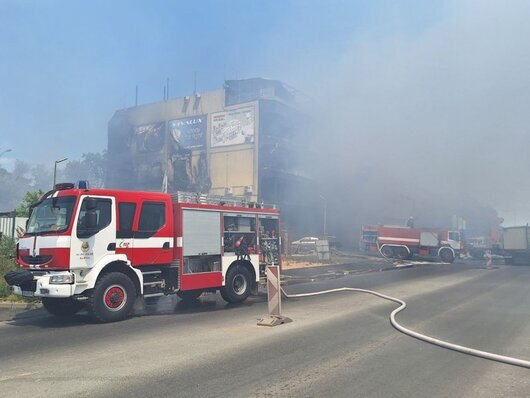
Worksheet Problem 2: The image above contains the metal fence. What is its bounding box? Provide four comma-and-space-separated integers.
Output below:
0, 211, 28, 239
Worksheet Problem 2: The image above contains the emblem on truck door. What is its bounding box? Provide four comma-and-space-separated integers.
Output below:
81, 241, 90, 253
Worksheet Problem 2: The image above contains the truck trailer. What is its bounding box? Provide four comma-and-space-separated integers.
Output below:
502, 226, 530, 265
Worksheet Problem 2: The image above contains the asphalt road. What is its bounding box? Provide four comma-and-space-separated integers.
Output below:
1, 261, 529, 397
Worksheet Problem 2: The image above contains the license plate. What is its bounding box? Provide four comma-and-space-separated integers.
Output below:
21, 291, 35, 297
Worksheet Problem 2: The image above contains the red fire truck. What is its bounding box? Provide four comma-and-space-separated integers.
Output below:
360, 225, 462, 263
5, 183, 281, 322
359, 225, 380, 253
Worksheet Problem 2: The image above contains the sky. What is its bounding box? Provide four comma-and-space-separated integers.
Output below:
0, 0, 442, 161
1, 0, 530, 225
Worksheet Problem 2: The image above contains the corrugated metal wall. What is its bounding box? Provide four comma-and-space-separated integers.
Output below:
0, 212, 28, 238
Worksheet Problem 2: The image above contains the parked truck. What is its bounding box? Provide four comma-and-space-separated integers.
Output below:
502, 226, 530, 265
360, 225, 463, 263
5, 183, 281, 322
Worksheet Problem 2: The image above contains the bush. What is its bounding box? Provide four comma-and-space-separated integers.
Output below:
0, 237, 18, 298
0, 236, 16, 258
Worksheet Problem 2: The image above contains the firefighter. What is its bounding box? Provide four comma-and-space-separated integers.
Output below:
235, 235, 250, 260
485, 250, 493, 269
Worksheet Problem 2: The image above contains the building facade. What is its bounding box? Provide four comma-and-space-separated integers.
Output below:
107, 78, 319, 234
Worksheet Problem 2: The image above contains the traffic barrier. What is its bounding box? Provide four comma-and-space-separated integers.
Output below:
257, 265, 292, 327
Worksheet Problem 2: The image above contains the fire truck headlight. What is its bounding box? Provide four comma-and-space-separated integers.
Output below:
49, 273, 75, 284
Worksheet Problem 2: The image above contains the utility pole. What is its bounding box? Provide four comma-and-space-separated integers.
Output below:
53, 157, 68, 187
319, 195, 327, 239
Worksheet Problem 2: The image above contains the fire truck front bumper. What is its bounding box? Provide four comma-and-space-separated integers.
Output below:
10, 271, 76, 298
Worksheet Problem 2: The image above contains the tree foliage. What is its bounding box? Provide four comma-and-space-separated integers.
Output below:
0, 237, 17, 298
0, 160, 32, 211
0, 151, 106, 212
61, 152, 107, 188
16, 190, 44, 217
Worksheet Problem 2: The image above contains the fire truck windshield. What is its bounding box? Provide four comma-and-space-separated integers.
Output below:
26, 196, 77, 235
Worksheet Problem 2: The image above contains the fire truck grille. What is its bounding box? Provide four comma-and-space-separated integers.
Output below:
21, 255, 52, 265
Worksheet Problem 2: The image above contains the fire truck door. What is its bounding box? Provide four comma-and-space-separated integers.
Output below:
447, 231, 462, 250
71, 196, 116, 269
132, 201, 172, 266
116, 202, 136, 263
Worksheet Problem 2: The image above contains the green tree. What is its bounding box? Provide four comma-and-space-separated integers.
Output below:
16, 190, 44, 217
0, 152, 107, 212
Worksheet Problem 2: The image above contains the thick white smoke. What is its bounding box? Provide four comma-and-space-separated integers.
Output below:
263, 1, 530, 236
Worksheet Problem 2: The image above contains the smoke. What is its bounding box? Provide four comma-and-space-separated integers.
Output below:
264, 1, 530, 240
4, 1, 527, 239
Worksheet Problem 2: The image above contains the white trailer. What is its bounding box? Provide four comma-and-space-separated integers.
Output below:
503, 226, 530, 265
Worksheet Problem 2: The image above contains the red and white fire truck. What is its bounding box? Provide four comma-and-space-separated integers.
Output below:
360, 225, 463, 263
5, 183, 281, 322
359, 225, 380, 253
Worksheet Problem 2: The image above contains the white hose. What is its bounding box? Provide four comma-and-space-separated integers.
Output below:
281, 286, 530, 369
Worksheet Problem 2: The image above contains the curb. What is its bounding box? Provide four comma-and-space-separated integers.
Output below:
282, 260, 394, 274
0, 302, 42, 311
0, 302, 43, 322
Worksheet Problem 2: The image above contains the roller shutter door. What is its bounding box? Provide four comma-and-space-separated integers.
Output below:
183, 210, 221, 256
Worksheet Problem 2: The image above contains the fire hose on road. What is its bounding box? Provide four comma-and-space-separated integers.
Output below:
280, 286, 530, 370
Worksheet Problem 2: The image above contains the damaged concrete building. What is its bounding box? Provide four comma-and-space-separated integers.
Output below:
107, 78, 319, 234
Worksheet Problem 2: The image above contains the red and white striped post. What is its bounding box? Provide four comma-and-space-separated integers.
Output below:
257, 265, 292, 327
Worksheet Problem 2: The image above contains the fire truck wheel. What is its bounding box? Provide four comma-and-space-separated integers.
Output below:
440, 248, 455, 263
220, 265, 251, 304
177, 290, 203, 301
88, 272, 136, 323
395, 247, 409, 260
42, 297, 85, 317
381, 245, 394, 258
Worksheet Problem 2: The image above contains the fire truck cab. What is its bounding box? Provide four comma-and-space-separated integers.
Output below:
6, 184, 281, 322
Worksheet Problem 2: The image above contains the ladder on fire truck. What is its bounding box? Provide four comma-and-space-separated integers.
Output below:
170, 191, 277, 209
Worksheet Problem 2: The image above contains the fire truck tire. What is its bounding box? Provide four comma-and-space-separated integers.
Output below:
220, 265, 251, 304
177, 290, 203, 301
440, 248, 455, 263
395, 247, 409, 260
42, 297, 85, 317
381, 245, 395, 258
88, 272, 136, 323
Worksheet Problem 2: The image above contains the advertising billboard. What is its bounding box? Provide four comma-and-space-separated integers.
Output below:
134, 122, 165, 153
211, 107, 255, 148
169, 115, 207, 149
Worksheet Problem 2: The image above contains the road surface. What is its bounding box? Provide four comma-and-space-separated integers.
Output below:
1, 262, 529, 397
